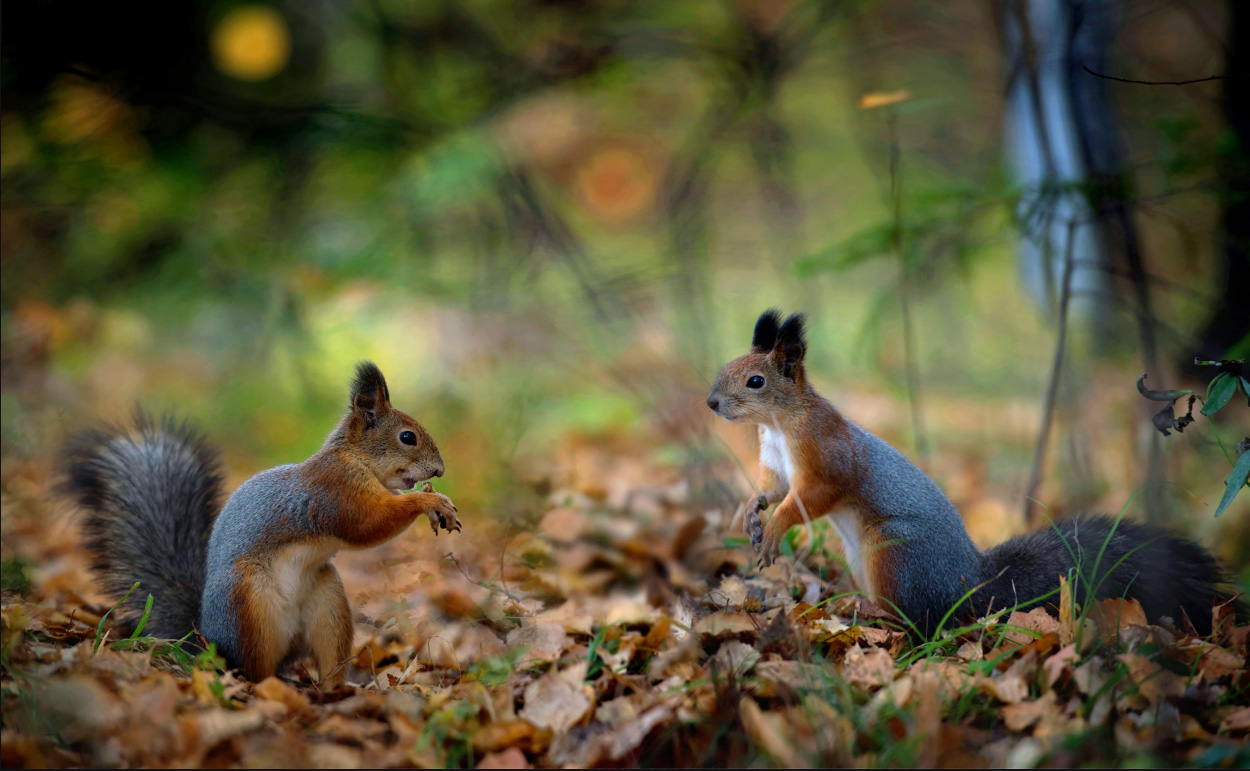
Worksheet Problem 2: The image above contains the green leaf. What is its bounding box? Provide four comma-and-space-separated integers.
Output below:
1241, 377, 1250, 407
1214, 449, 1250, 518
1202, 372, 1236, 416
1136, 374, 1191, 402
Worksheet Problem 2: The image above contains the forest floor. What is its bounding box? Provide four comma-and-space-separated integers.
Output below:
1, 426, 1248, 768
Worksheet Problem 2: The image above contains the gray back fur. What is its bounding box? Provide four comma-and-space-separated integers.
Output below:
199, 464, 321, 667
848, 422, 983, 634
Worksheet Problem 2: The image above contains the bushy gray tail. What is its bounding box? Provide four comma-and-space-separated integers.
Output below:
61, 412, 223, 639
979, 514, 1244, 636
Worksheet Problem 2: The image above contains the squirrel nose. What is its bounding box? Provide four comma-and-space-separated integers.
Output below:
432, 463, 444, 478
707, 396, 721, 412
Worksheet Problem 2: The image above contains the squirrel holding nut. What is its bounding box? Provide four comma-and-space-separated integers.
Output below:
707, 309, 1242, 635
63, 361, 459, 685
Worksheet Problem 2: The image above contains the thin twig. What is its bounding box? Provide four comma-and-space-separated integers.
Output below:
1023, 220, 1078, 524
1081, 65, 1240, 86
888, 109, 929, 459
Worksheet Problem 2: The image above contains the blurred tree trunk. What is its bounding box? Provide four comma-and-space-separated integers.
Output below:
1190, 0, 1250, 366
1001, 0, 1167, 521
1001, 0, 1158, 361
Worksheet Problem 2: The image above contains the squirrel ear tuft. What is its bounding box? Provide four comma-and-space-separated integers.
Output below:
350, 361, 390, 426
772, 312, 807, 378
752, 309, 784, 353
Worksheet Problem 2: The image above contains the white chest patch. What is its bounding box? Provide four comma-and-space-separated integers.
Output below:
266, 541, 340, 643
759, 426, 795, 483
828, 507, 873, 596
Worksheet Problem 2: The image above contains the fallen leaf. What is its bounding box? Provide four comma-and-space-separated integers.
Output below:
1004, 607, 1060, 646
518, 668, 593, 733
695, 612, 759, 641
1002, 691, 1058, 732
840, 645, 895, 690
506, 622, 570, 665
253, 676, 311, 716
712, 640, 760, 677
739, 698, 805, 767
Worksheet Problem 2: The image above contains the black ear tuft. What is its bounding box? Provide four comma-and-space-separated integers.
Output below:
774, 313, 808, 378
752, 309, 783, 353
350, 361, 390, 424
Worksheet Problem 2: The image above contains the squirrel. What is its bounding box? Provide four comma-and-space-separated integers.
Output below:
62, 361, 460, 685
707, 309, 1243, 636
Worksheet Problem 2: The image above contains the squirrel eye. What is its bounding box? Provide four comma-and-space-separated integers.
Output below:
746, 375, 765, 389
399, 431, 417, 445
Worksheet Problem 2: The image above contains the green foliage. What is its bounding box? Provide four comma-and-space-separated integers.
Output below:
94, 581, 141, 653
1, 557, 32, 595
466, 646, 528, 686
1215, 452, 1250, 519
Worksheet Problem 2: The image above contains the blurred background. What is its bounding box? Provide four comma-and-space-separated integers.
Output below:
2, 0, 1247, 591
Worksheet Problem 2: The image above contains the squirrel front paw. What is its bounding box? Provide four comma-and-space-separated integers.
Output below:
743, 494, 767, 550
757, 529, 779, 568
422, 491, 461, 535
757, 513, 788, 568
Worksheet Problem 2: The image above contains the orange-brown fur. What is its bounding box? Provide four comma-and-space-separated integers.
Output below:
709, 311, 1244, 639
708, 310, 939, 615
199, 362, 460, 684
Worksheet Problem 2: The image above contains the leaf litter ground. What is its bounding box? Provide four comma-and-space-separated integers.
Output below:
2, 450, 1248, 768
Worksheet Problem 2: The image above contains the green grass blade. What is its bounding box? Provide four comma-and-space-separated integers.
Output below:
128, 594, 154, 639
94, 581, 140, 653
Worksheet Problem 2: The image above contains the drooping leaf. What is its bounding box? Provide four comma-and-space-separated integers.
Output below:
1213, 449, 1250, 518
1151, 395, 1196, 436
1136, 374, 1191, 402
1201, 372, 1236, 416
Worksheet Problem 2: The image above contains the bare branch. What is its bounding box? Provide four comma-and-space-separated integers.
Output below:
1081, 65, 1241, 86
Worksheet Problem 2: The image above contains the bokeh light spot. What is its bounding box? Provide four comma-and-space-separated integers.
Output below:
575, 143, 659, 226
211, 6, 291, 82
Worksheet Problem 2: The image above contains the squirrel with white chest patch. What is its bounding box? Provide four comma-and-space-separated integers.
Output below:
707, 309, 1243, 635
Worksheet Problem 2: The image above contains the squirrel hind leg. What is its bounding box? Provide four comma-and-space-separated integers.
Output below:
303, 565, 353, 689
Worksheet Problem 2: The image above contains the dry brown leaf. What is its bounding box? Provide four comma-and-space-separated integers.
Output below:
1091, 597, 1148, 637
472, 720, 547, 755
755, 660, 822, 692
518, 667, 593, 733
1002, 691, 1058, 732
1117, 653, 1185, 707
312, 713, 389, 744
538, 507, 588, 543
840, 645, 895, 690
1194, 643, 1245, 681
712, 640, 760, 677
1042, 643, 1079, 688
253, 676, 311, 716
739, 697, 805, 767
694, 611, 758, 641
1220, 706, 1250, 735
1058, 575, 1077, 646
979, 673, 1029, 705
505, 622, 570, 665
1004, 607, 1060, 646
476, 746, 531, 769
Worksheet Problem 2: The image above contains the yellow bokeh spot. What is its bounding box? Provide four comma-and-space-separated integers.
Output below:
857, 90, 912, 110
211, 6, 291, 82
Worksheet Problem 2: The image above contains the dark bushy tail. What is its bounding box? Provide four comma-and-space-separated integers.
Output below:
61, 412, 223, 639
980, 514, 1245, 636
